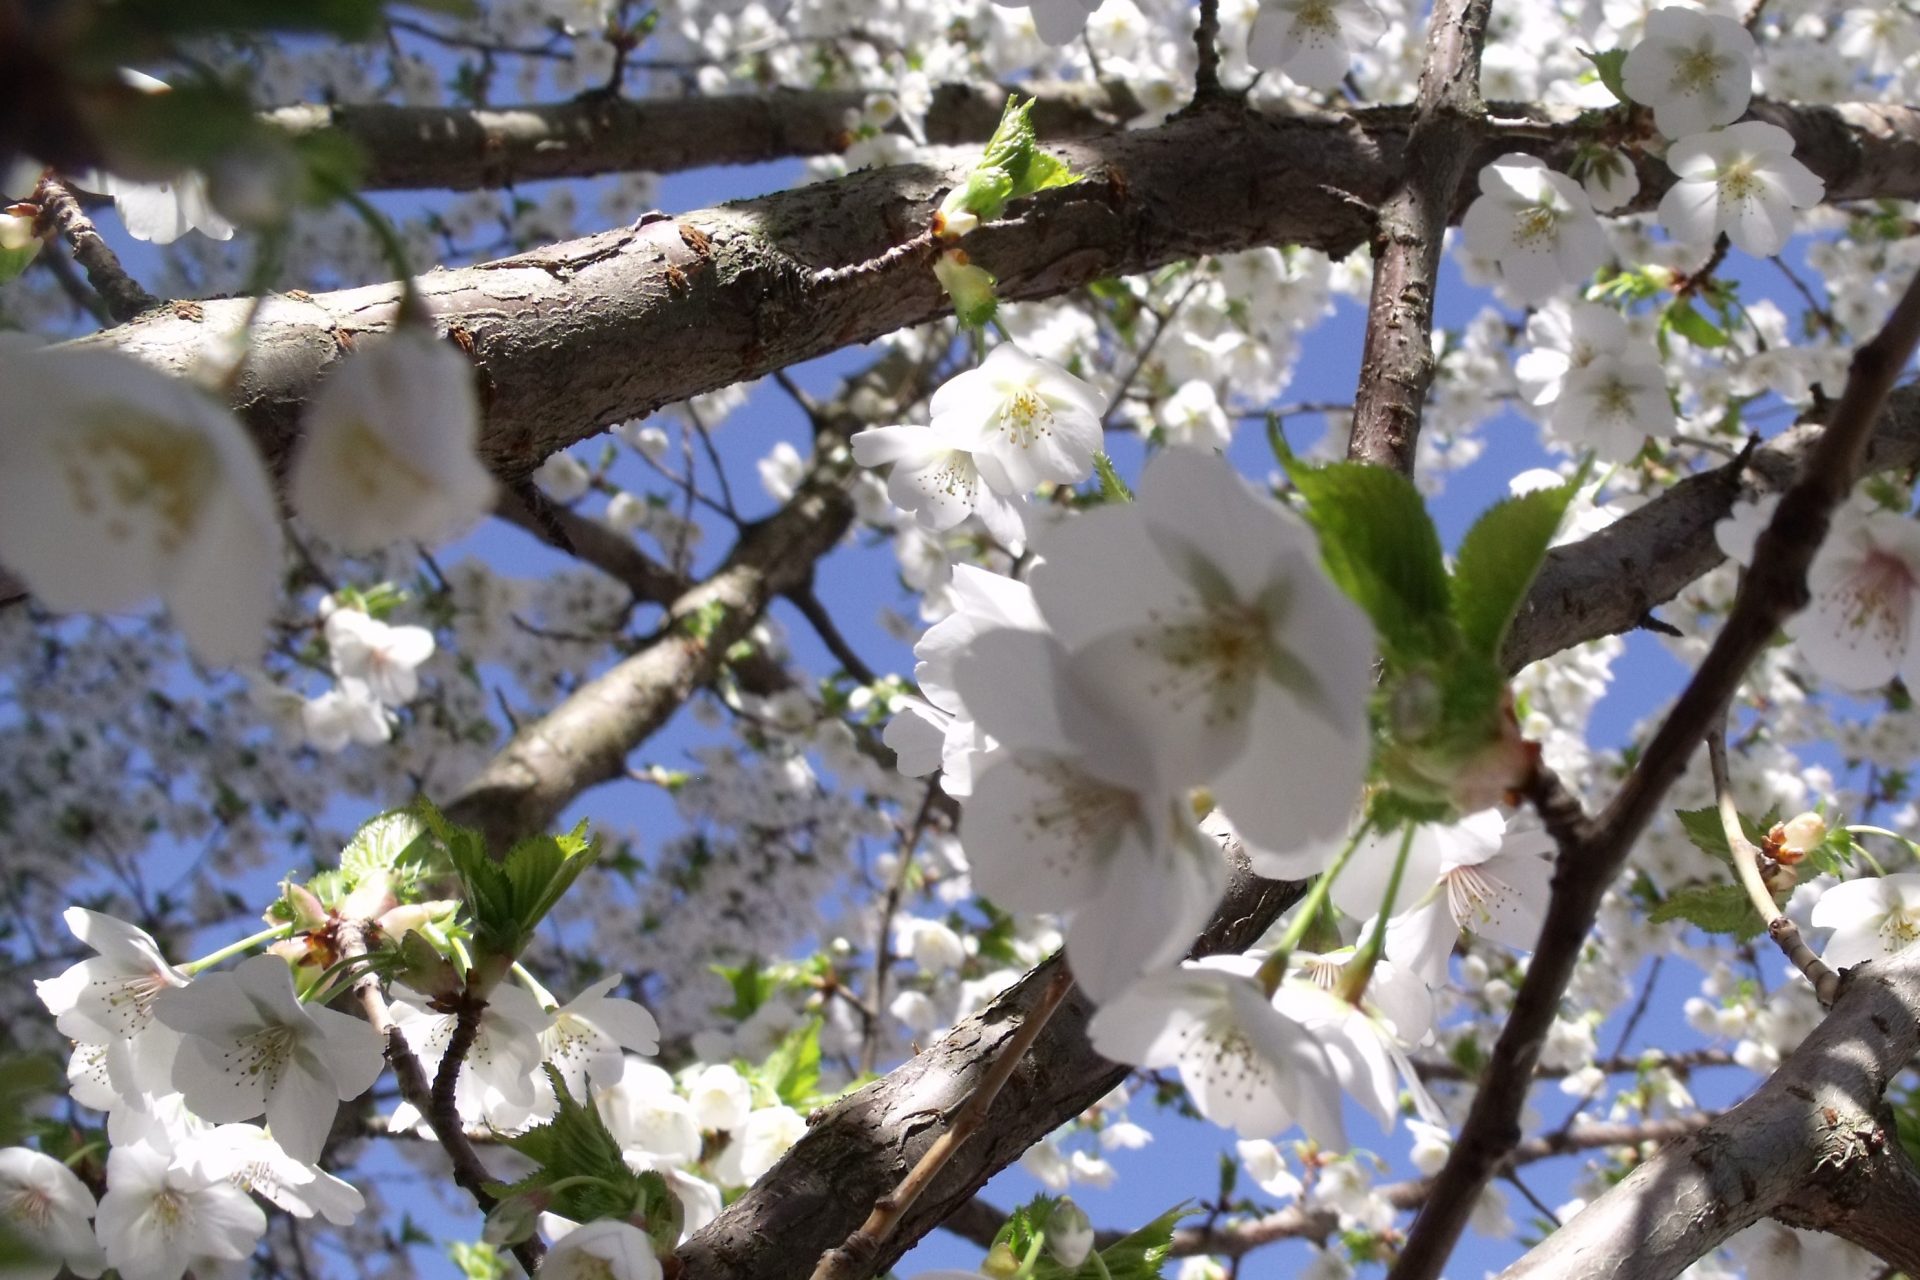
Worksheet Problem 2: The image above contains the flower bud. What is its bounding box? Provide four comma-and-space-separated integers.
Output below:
1773, 812, 1827, 860
980, 1242, 1022, 1280
482, 1191, 547, 1247
1047, 1198, 1095, 1269
933, 249, 997, 329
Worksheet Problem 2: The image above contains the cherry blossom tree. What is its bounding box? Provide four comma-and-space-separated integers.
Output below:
3, 2, 1920, 1280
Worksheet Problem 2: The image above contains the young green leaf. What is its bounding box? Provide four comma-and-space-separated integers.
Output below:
1287, 460, 1454, 664
501, 1068, 669, 1228
1649, 882, 1766, 939
1449, 478, 1577, 659
760, 1018, 823, 1107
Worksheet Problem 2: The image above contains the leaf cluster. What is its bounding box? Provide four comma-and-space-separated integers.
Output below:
994, 1195, 1188, 1280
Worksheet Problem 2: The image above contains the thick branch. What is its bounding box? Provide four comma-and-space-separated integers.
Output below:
1345, 0, 1490, 470
265, 81, 1141, 191
1392, 267, 1920, 1280
31, 175, 158, 323
1500, 949, 1920, 1280
70, 101, 1920, 494
675, 849, 1306, 1280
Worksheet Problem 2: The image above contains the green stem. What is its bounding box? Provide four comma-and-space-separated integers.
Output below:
1337, 824, 1416, 1004
1846, 825, 1908, 876
1260, 822, 1369, 992
330, 185, 425, 323
180, 922, 294, 975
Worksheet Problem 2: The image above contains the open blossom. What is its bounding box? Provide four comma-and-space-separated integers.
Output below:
323, 608, 435, 706
35, 908, 188, 1099
1621, 7, 1756, 139
686, 1064, 752, 1133
0, 1146, 106, 1280
1247, 0, 1386, 90
301, 678, 394, 753
850, 425, 1027, 547
988, 0, 1102, 45
542, 1219, 664, 1280
1460, 155, 1606, 304
534, 973, 663, 1094
1579, 148, 1641, 213
1779, 506, 1920, 691
1551, 350, 1676, 461
1088, 956, 1349, 1145
1018, 446, 1375, 859
0, 346, 282, 667
390, 983, 549, 1127
152, 954, 385, 1163
597, 1062, 702, 1168
1810, 874, 1920, 970
929, 342, 1105, 496
714, 1105, 807, 1185
1515, 302, 1644, 408
884, 564, 1046, 797
1658, 122, 1825, 259
291, 329, 493, 552
95, 1142, 267, 1280
177, 1125, 365, 1225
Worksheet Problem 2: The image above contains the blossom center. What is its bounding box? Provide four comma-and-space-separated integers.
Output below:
1834, 547, 1916, 640
1445, 864, 1503, 928
1670, 44, 1730, 95
3, 1185, 53, 1230
150, 1187, 190, 1235
1019, 762, 1142, 847
997, 389, 1057, 449
1139, 604, 1270, 725
236, 1022, 297, 1087
1514, 205, 1561, 246
65, 417, 218, 555
1878, 907, 1920, 953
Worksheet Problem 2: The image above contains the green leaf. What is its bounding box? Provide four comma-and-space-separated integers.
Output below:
995, 1195, 1189, 1280
1649, 882, 1765, 940
449, 1241, 508, 1280
1092, 453, 1132, 503
340, 808, 444, 893
712, 957, 773, 1021
762, 1019, 823, 1107
501, 1068, 675, 1243
1664, 298, 1729, 349
0, 240, 37, 288
1286, 460, 1454, 665
1581, 48, 1630, 102
1673, 806, 1777, 866
1450, 480, 1578, 659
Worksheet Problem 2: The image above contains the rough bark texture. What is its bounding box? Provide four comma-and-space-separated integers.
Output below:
67, 101, 1920, 494
265, 80, 1143, 191
1499, 950, 1920, 1280
675, 853, 1305, 1280
1502, 383, 1920, 672
1345, 0, 1490, 471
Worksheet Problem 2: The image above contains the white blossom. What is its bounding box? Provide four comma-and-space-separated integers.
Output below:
94, 1142, 266, 1280
1621, 7, 1756, 138
1658, 122, 1825, 258
536, 974, 662, 1094
0, 1147, 105, 1280
176, 1125, 364, 1225
389, 984, 549, 1127
542, 1219, 663, 1280
323, 609, 435, 706
34, 908, 187, 1100
928, 342, 1106, 496
291, 329, 492, 552
850, 425, 1027, 547
987, 0, 1102, 45
1460, 155, 1607, 304
1810, 874, 1920, 970
152, 954, 385, 1163
0, 346, 282, 667
1247, 0, 1387, 90
301, 678, 394, 753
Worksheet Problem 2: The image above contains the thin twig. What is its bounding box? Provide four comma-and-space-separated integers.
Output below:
788, 585, 881, 686
862, 778, 945, 1076
1192, 0, 1224, 101
339, 924, 544, 1274
1707, 713, 1841, 1003
1389, 265, 1920, 1280
810, 965, 1077, 1280
32, 176, 159, 323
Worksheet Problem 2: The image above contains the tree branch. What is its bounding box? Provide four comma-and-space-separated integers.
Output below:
1499, 948, 1920, 1280
69, 101, 1920, 498
31, 175, 158, 323
264, 80, 1142, 191
1345, 0, 1491, 471
1391, 266, 1920, 1280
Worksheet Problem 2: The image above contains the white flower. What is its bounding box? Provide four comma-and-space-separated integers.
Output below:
685, 1064, 752, 1133
849, 425, 1027, 547
291, 329, 492, 553
537, 974, 662, 1095
1658, 122, 1825, 258
152, 954, 384, 1163
928, 342, 1106, 496
95, 1142, 266, 1280
886, 564, 1046, 796
1247, 0, 1387, 90
323, 609, 435, 706
1580, 148, 1642, 213
1460, 155, 1606, 304
953, 630, 1225, 1000
542, 1219, 662, 1280
987, 0, 1103, 45
597, 1062, 701, 1168
1549, 350, 1675, 461
34, 907, 187, 1099
1811, 875, 1920, 970
1157, 380, 1232, 451
93, 172, 234, 246
897, 917, 967, 972
177, 1125, 364, 1225
301, 678, 394, 753
716, 1105, 806, 1186
1621, 7, 1756, 139
389, 984, 550, 1127
1018, 447, 1375, 859
1088, 956, 1348, 1145
1783, 506, 1920, 691
534, 451, 593, 503
1514, 302, 1641, 409
1235, 1138, 1302, 1201
0, 346, 282, 667
0, 1146, 106, 1280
